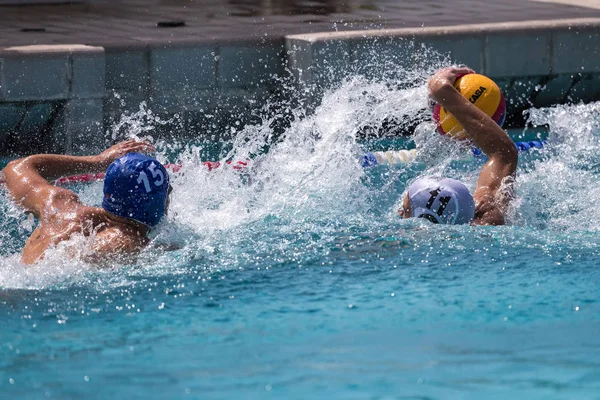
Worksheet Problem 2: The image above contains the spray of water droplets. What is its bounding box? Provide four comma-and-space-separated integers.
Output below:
1, 42, 600, 289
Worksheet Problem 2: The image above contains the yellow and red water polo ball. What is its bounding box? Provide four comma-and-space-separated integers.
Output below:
432, 73, 506, 140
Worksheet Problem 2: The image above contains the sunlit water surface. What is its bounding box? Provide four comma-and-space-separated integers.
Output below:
1, 65, 600, 399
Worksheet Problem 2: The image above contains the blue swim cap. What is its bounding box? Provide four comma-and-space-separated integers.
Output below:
407, 177, 474, 224
102, 153, 170, 228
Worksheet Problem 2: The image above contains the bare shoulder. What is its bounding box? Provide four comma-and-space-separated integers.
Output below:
472, 176, 515, 226
43, 186, 83, 215
472, 194, 505, 226
88, 225, 149, 263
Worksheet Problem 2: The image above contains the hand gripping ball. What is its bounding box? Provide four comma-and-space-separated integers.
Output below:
432, 73, 506, 140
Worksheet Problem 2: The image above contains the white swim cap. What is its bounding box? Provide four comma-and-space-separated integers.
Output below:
407, 177, 475, 224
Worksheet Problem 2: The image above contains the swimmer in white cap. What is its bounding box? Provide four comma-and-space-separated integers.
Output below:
398, 67, 518, 226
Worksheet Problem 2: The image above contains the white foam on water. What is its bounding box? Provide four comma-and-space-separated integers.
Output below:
0, 233, 112, 290
516, 101, 600, 231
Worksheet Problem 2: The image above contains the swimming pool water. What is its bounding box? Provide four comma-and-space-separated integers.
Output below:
1, 75, 600, 399
2, 227, 599, 399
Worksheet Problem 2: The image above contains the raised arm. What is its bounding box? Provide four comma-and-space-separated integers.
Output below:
2, 140, 155, 218
428, 68, 518, 225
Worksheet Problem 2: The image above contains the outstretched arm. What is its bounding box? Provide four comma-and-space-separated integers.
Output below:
2, 140, 155, 218
428, 67, 518, 225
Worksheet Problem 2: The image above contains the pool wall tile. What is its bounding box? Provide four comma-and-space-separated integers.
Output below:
0, 55, 70, 101
416, 34, 484, 73
533, 74, 575, 107
150, 46, 216, 94
503, 77, 541, 111
150, 88, 216, 114
217, 86, 271, 126
0, 104, 25, 147
218, 42, 285, 89
71, 51, 106, 99
286, 38, 314, 90
287, 38, 351, 88
567, 73, 600, 103
149, 46, 217, 114
350, 37, 416, 81
0, 104, 24, 132
552, 28, 600, 74
0, 45, 105, 102
485, 31, 551, 77
103, 92, 149, 129
50, 99, 105, 155
69, 99, 106, 155
20, 103, 55, 139
105, 49, 150, 94
104, 48, 152, 126
311, 40, 351, 89
286, 37, 350, 109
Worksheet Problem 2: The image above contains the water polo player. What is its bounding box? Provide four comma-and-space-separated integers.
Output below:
2, 140, 170, 264
398, 67, 518, 226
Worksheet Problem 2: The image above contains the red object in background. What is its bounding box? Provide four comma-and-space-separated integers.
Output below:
203, 160, 248, 171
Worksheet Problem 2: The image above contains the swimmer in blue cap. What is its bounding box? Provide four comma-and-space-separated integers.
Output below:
2, 140, 171, 264
398, 67, 518, 225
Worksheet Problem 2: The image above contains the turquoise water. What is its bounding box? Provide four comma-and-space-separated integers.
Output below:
1, 76, 600, 398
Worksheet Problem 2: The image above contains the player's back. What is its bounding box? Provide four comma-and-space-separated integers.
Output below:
21, 205, 148, 265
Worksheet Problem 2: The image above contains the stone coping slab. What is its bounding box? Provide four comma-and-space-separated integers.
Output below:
286, 18, 600, 83
286, 17, 600, 41
0, 44, 102, 54
0, 44, 105, 102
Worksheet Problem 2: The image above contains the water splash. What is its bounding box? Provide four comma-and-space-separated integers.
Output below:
2, 44, 600, 289
517, 101, 600, 231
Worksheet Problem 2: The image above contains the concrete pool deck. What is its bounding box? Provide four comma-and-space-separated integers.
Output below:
1, 0, 600, 154
2, 0, 600, 47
